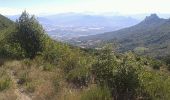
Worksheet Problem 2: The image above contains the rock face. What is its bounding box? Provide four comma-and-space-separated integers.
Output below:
143, 14, 161, 24
145, 14, 159, 20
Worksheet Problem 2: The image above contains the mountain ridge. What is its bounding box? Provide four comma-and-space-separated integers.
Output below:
71, 14, 170, 57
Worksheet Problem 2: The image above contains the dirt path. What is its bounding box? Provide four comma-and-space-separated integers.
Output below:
8, 70, 32, 100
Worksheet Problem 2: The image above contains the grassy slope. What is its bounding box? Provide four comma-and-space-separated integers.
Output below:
1, 51, 170, 100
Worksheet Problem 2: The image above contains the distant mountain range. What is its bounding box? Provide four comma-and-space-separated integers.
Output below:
6, 13, 170, 57
7, 13, 140, 40
72, 14, 170, 58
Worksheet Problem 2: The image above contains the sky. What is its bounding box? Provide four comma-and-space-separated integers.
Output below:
1, 0, 170, 15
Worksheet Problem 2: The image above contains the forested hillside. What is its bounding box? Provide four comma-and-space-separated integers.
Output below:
1, 12, 170, 100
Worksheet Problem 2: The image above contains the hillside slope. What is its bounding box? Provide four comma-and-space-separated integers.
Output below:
1, 12, 170, 100
72, 14, 170, 57
0, 14, 14, 31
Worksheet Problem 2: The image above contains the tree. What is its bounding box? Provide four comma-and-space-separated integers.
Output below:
14, 11, 46, 59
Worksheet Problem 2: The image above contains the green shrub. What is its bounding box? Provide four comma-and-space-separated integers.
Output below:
81, 86, 112, 100
151, 61, 161, 70
42, 63, 53, 71
0, 70, 11, 91
0, 78, 11, 91
67, 66, 90, 88
41, 39, 65, 65
139, 70, 170, 100
167, 64, 170, 71
92, 46, 116, 86
61, 52, 79, 73
22, 59, 32, 66
112, 62, 140, 100
26, 82, 35, 93
92, 47, 140, 99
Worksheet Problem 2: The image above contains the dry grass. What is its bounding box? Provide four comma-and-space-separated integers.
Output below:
0, 88, 17, 100
33, 81, 56, 100
1, 59, 67, 100
0, 60, 17, 100
0, 59, 88, 100
56, 87, 82, 100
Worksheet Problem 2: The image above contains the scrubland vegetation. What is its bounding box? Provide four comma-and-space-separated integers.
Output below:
0, 11, 170, 100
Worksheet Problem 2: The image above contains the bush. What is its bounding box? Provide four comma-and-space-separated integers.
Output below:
61, 52, 80, 73
162, 55, 170, 71
42, 63, 53, 71
67, 66, 90, 88
92, 46, 116, 86
0, 78, 11, 91
112, 62, 140, 100
151, 60, 161, 70
0, 70, 11, 91
92, 47, 140, 99
167, 64, 170, 71
81, 86, 112, 100
0, 32, 25, 58
41, 39, 64, 65
139, 70, 170, 100
26, 82, 35, 93
64, 54, 92, 88
22, 59, 32, 66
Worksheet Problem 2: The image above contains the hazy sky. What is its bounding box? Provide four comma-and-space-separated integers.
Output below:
1, 0, 170, 15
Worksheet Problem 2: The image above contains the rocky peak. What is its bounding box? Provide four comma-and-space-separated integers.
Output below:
144, 14, 160, 22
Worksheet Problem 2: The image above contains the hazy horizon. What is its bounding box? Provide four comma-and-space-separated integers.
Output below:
1, 0, 170, 16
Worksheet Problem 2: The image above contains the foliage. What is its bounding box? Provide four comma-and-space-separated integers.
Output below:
112, 60, 140, 100
0, 14, 14, 30
150, 60, 162, 70
0, 16, 20, 58
42, 63, 54, 71
92, 47, 140, 100
139, 70, 170, 100
67, 65, 90, 88
11, 11, 47, 59
0, 78, 11, 91
25, 82, 35, 93
92, 46, 116, 85
62, 50, 92, 87
0, 69, 11, 91
162, 55, 170, 70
